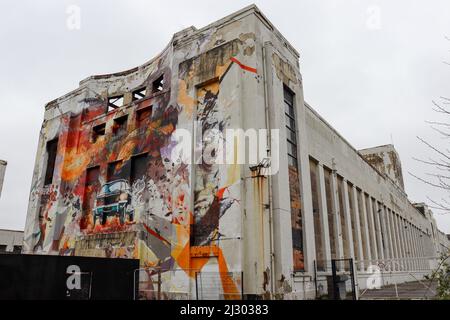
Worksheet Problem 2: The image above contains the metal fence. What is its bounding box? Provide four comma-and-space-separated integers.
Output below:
314, 259, 357, 300
133, 268, 243, 300
355, 257, 439, 300
134, 268, 194, 300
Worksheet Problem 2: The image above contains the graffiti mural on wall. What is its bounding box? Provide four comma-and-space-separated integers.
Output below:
25, 35, 258, 298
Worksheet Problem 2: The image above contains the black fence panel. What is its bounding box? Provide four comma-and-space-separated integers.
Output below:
0, 253, 139, 300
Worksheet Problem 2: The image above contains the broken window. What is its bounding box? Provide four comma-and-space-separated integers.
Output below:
107, 160, 123, 182
131, 153, 148, 185
152, 75, 164, 93
112, 115, 128, 136
107, 95, 124, 112
44, 139, 58, 186
82, 166, 100, 229
283, 85, 304, 271
136, 106, 152, 129
13, 246, 22, 254
92, 123, 106, 142
132, 87, 147, 101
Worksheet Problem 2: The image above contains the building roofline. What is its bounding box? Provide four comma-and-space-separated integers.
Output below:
0, 229, 24, 233
0, 160, 7, 166
45, 4, 300, 110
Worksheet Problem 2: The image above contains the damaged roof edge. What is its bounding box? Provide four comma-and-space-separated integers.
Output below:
44, 4, 300, 111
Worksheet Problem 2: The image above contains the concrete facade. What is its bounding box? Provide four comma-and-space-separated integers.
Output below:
0, 229, 23, 254
0, 160, 6, 198
23, 5, 449, 299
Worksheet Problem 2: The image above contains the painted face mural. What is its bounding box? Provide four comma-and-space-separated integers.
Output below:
25, 37, 258, 299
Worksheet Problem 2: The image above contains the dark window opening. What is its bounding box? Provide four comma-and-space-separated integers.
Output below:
132, 87, 147, 101
112, 115, 128, 136
92, 123, 106, 142
107, 95, 124, 112
152, 75, 164, 93
107, 161, 123, 182
284, 86, 298, 170
13, 245, 22, 254
82, 166, 100, 229
131, 153, 148, 185
44, 139, 58, 186
0, 245, 7, 253
136, 106, 153, 128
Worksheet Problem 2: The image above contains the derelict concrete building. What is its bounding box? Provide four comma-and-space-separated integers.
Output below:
24, 5, 449, 299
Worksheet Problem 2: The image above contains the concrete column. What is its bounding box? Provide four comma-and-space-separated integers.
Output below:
381, 205, 393, 259
411, 226, 418, 270
352, 186, 364, 269
384, 207, 395, 269
331, 172, 344, 261
405, 222, 413, 270
400, 217, 411, 270
360, 191, 372, 267
342, 180, 355, 261
407, 222, 417, 270
402, 219, 413, 270
413, 227, 422, 270
395, 214, 407, 270
373, 201, 384, 261
388, 210, 399, 271
419, 231, 426, 269
317, 164, 332, 264
397, 216, 408, 271
380, 205, 390, 260
415, 227, 423, 269
367, 197, 378, 262
410, 224, 419, 270
298, 157, 316, 275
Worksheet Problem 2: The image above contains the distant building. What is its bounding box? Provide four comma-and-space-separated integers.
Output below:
0, 229, 23, 254
0, 160, 6, 198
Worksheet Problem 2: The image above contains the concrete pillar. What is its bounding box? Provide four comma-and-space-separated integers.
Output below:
411, 226, 418, 270
413, 227, 422, 270
317, 164, 332, 264
399, 217, 409, 270
388, 210, 399, 271
352, 186, 364, 269
402, 219, 413, 271
381, 205, 393, 259
415, 227, 422, 269
360, 191, 372, 268
384, 207, 395, 270
298, 158, 316, 275
367, 197, 378, 262
373, 201, 384, 261
394, 214, 406, 270
419, 231, 426, 269
380, 205, 390, 260
410, 224, 419, 270
342, 180, 355, 261
392, 213, 403, 270
331, 172, 344, 261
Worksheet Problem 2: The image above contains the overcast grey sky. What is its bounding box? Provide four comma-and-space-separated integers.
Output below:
1, 0, 449, 233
